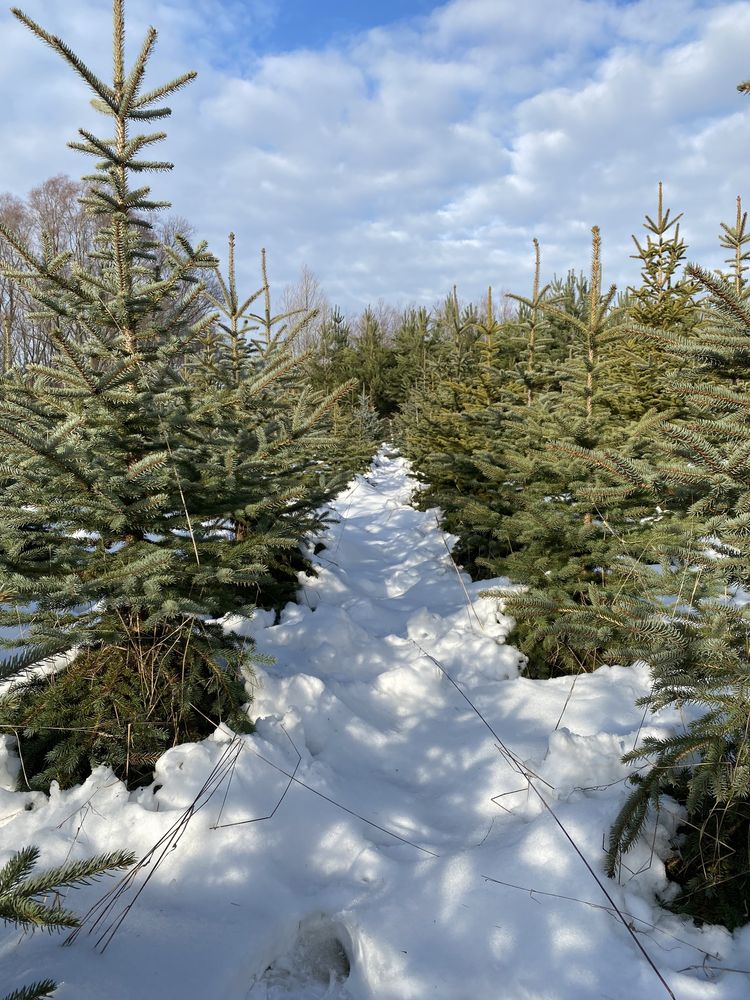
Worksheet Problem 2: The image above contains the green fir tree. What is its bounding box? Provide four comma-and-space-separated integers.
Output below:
597, 263, 750, 927
480, 228, 649, 674
718, 194, 750, 295
628, 181, 697, 330
0, 1, 352, 790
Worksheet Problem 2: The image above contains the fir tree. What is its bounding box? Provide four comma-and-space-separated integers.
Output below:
2, 984, 57, 1000
556, 257, 750, 926
605, 264, 750, 926
539, 227, 628, 420
351, 306, 398, 416
599, 183, 700, 426
506, 238, 553, 406
718, 194, 750, 295
437, 287, 481, 382
479, 228, 650, 674
307, 306, 356, 396
389, 306, 440, 410
0, 1, 349, 790
303, 303, 385, 472
629, 182, 696, 330
0, 1, 256, 789
394, 287, 525, 574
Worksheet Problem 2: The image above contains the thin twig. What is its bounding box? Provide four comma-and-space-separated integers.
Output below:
435, 513, 484, 632
66, 736, 244, 951
243, 736, 440, 858
410, 640, 679, 1000
554, 668, 584, 731
480, 873, 721, 961
210, 725, 300, 830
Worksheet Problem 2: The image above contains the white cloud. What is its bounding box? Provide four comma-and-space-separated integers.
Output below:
0, 0, 749, 311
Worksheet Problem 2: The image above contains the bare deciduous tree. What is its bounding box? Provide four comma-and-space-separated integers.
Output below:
0, 175, 100, 367
281, 264, 331, 355
0, 178, 218, 370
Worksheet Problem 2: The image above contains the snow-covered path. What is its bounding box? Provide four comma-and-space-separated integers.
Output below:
1, 451, 749, 999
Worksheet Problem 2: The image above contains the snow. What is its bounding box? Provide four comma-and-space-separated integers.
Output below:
1, 449, 750, 999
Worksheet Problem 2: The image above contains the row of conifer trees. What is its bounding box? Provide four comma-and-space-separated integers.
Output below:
278, 181, 750, 927
349, 188, 749, 927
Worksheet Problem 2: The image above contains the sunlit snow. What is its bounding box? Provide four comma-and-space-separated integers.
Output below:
1, 450, 749, 999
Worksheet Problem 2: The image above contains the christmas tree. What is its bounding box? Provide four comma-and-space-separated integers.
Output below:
0, 1, 355, 790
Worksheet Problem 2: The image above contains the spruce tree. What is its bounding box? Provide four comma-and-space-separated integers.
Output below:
202, 239, 366, 604
396, 229, 685, 676
549, 241, 750, 925
506, 238, 553, 406
351, 306, 398, 416
0, 1, 344, 790
388, 306, 441, 411
479, 228, 648, 674
718, 194, 750, 295
307, 306, 356, 396
600, 183, 699, 426
0, 2, 251, 789
593, 262, 750, 926
628, 182, 696, 330
394, 288, 525, 574
2, 983, 57, 1000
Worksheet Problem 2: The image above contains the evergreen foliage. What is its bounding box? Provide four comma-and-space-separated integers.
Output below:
397, 204, 698, 677
545, 252, 750, 926
718, 194, 750, 295
0, 844, 134, 930
394, 174, 750, 922
306, 306, 356, 396
604, 183, 700, 424
0, 844, 134, 1000
628, 182, 697, 330
1, 0, 749, 937
351, 306, 398, 416
480, 228, 660, 674
388, 306, 438, 410
505, 238, 553, 406
597, 262, 750, 926
2, 984, 57, 1000
394, 298, 508, 571
197, 238, 363, 608
0, 1, 361, 791
302, 303, 388, 466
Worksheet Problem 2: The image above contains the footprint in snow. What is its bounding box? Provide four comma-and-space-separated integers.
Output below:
249, 915, 354, 999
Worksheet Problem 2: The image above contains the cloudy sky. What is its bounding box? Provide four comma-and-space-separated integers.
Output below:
0, 0, 749, 311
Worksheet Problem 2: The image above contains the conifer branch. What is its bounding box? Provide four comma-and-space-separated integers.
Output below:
11, 9, 117, 108
2, 980, 58, 1000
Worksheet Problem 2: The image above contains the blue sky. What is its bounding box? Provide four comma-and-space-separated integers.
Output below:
260, 1, 441, 52
0, 0, 749, 313
167, 1, 445, 73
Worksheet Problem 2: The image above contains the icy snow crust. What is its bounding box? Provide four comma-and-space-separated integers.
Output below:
1, 450, 749, 998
